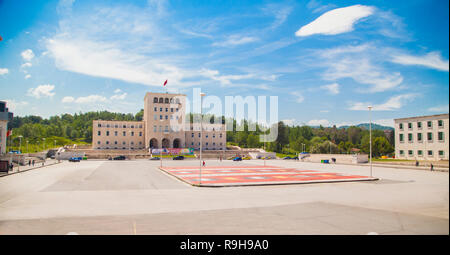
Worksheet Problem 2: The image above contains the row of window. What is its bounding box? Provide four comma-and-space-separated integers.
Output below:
153, 97, 181, 104
97, 123, 143, 129
97, 131, 143, 137
399, 132, 445, 142
154, 114, 180, 121
97, 147, 144, 150
190, 142, 223, 147
154, 107, 179, 113
399, 149, 445, 157
399, 120, 444, 130
152, 125, 182, 133
190, 133, 223, 139
97, 141, 143, 145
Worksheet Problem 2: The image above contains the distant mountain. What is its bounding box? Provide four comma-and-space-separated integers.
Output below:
339, 123, 394, 131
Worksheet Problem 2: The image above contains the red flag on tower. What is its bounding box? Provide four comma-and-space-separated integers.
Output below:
0, 35, 3, 42
163, 80, 167, 86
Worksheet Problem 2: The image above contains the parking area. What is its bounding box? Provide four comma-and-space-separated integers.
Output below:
0, 159, 448, 234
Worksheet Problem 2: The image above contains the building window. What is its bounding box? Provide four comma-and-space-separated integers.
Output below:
160, 107, 163, 112
171, 108, 173, 112
106, 124, 110, 128
170, 115, 173, 120
165, 115, 168, 120
164, 126, 168, 132
123, 131, 126, 136
438, 132, 444, 141
139, 132, 142, 137
199, 133, 201, 138
123, 125, 126, 128
165, 98, 169, 103
417, 122, 422, 129
408, 150, 413, 156
438, 120, 444, 127
154, 115, 157, 120
154, 107, 157, 111
139, 141, 142, 145
418, 150, 423, 156
219, 133, 222, 138
399, 123, 403, 130
106, 131, 109, 136
427, 121, 432, 128
114, 141, 117, 145
439, 150, 445, 157
191, 133, 194, 138
427, 132, 433, 141
159, 98, 163, 103
213, 134, 215, 138
153, 97, 158, 103
428, 150, 433, 156
191, 142, 194, 146
165, 108, 168, 112
123, 141, 126, 145
399, 150, 404, 155
106, 141, 109, 145
176, 108, 179, 112
97, 141, 101, 144
417, 133, 422, 141
206, 134, 208, 138
408, 123, 412, 129
98, 123, 102, 127
153, 125, 157, 132
399, 134, 404, 142
408, 133, 413, 142
160, 115, 163, 120
159, 126, 162, 132
131, 132, 134, 136
131, 125, 134, 129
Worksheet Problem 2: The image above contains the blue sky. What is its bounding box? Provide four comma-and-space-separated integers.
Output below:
0, 0, 448, 127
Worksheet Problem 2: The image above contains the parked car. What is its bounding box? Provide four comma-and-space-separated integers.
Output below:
113, 155, 126, 160
69, 157, 81, 162
283, 156, 292, 160
173, 156, 184, 160
8, 150, 21, 154
149, 157, 160, 160
233, 157, 242, 161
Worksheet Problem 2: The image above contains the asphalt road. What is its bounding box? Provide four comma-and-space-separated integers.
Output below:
0, 159, 448, 234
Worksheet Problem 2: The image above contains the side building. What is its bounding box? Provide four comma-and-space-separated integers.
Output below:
394, 113, 449, 160
0, 101, 14, 154
92, 120, 145, 150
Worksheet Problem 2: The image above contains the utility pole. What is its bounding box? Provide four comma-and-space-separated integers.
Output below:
368, 106, 373, 177
199, 92, 206, 185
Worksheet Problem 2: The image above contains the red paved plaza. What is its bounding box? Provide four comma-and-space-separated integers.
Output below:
159, 165, 376, 186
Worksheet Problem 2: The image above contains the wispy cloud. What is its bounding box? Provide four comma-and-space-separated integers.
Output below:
307, 119, 330, 126
348, 93, 418, 111
296, 5, 374, 37
62, 94, 107, 104
320, 83, 339, 94
391, 51, 449, 72
291, 91, 304, 103
21, 49, 35, 61
428, 104, 449, 113
212, 35, 258, 47
27, 84, 56, 99
0, 68, 9, 75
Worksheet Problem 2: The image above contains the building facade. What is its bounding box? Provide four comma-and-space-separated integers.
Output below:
92, 92, 226, 151
394, 113, 449, 160
0, 101, 14, 155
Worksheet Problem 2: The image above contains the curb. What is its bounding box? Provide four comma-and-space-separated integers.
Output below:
0, 161, 62, 178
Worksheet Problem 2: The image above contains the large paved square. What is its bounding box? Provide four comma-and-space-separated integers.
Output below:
159, 165, 377, 186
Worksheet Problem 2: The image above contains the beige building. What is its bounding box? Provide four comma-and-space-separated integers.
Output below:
92, 92, 226, 151
0, 101, 14, 155
394, 113, 449, 160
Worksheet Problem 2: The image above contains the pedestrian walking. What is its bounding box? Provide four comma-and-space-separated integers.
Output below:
430, 163, 434, 171
32, 160, 35, 167
415, 160, 419, 167
28, 160, 31, 166
202, 161, 205, 167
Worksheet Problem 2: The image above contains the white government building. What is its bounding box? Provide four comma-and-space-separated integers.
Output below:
394, 113, 449, 160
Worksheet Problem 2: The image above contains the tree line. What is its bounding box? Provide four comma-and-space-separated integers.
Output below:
6, 111, 395, 157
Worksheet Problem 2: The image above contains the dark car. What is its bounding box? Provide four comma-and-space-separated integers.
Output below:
113, 155, 126, 160
69, 157, 81, 162
173, 156, 184, 160
233, 157, 242, 161
149, 157, 160, 160
283, 156, 292, 160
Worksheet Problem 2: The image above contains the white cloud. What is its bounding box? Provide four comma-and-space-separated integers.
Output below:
213, 35, 258, 47
391, 51, 449, 72
349, 93, 418, 111
0, 99, 29, 111
320, 83, 339, 94
21, 62, 32, 68
27, 84, 56, 99
295, 5, 374, 37
282, 119, 296, 126
21, 49, 35, 61
61, 96, 75, 103
307, 119, 330, 126
110, 92, 127, 100
199, 68, 254, 86
114, 89, 122, 93
291, 91, 304, 103
428, 104, 449, 113
24, 74, 31, 79
318, 44, 404, 92
75, 95, 107, 104
0, 68, 9, 75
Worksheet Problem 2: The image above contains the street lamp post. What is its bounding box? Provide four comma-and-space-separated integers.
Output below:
368, 106, 373, 177
42, 138, 46, 152
26, 140, 29, 153
199, 92, 206, 185
17, 136, 23, 172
